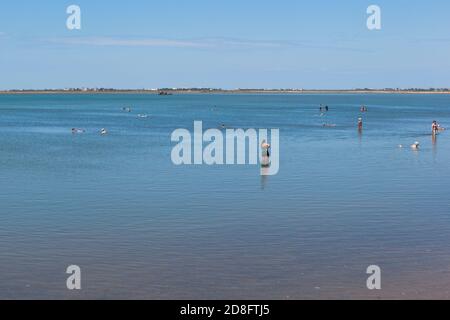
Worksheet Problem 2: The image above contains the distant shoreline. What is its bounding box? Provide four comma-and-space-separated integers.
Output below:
1, 89, 450, 95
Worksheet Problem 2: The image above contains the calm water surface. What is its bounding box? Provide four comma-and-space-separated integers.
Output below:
1, 93, 450, 299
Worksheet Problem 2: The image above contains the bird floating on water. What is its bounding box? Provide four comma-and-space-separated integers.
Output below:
71, 128, 85, 134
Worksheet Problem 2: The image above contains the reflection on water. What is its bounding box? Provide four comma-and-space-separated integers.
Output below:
1, 93, 450, 299
432, 133, 438, 159
260, 174, 269, 190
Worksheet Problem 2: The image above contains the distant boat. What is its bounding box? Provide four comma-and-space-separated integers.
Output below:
137, 114, 149, 118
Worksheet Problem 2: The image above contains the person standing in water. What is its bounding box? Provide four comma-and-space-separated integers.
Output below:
261, 140, 270, 157
358, 118, 363, 130
261, 140, 271, 168
432, 120, 439, 134
319, 105, 329, 112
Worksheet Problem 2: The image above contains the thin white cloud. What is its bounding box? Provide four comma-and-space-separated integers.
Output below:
54, 37, 206, 48
205, 38, 284, 48
48, 36, 285, 49
46, 36, 371, 53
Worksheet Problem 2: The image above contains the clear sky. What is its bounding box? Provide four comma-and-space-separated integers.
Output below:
1, 0, 450, 89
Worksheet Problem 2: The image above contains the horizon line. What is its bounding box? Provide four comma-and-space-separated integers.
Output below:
2, 87, 450, 93
2, 87, 450, 90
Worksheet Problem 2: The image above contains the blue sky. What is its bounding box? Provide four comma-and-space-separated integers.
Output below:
1, 0, 450, 89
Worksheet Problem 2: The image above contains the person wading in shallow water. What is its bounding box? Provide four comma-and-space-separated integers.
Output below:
358, 118, 363, 131
260, 140, 271, 168
432, 120, 438, 134
261, 140, 270, 157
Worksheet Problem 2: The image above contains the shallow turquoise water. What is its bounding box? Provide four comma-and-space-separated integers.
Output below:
1, 93, 450, 299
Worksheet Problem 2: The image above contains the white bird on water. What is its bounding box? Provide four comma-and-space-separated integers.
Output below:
100, 128, 108, 135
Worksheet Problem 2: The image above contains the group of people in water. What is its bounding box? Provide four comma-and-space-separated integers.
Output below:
320, 104, 366, 129
72, 104, 445, 156
320, 104, 446, 150
319, 104, 329, 112
409, 121, 445, 150
71, 106, 153, 135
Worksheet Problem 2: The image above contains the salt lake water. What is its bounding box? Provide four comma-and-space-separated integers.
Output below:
1, 93, 450, 299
